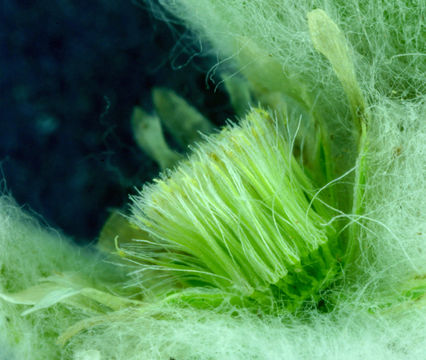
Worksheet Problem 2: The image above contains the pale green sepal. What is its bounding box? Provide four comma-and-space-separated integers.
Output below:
308, 9, 367, 132
0, 283, 80, 312
0, 273, 143, 316
221, 73, 252, 117
152, 88, 213, 148
131, 106, 182, 170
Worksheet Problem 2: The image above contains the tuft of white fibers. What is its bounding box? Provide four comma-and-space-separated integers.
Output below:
0, 197, 127, 359
153, 0, 425, 101
345, 98, 426, 305
65, 304, 426, 360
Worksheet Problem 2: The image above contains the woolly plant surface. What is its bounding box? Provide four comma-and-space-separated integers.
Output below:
1, 0, 425, 359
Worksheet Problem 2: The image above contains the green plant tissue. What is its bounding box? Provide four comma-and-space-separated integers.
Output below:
1, 0, 425, 359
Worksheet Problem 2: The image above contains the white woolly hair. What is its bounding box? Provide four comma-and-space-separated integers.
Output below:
0, 197, 126, 359
153, 0, 424, 100
64, 304, 426, 360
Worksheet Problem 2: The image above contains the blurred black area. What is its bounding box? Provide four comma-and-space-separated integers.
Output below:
0, 0, 231, 243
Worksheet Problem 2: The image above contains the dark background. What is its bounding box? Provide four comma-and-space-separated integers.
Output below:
0, 0, 231, 243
